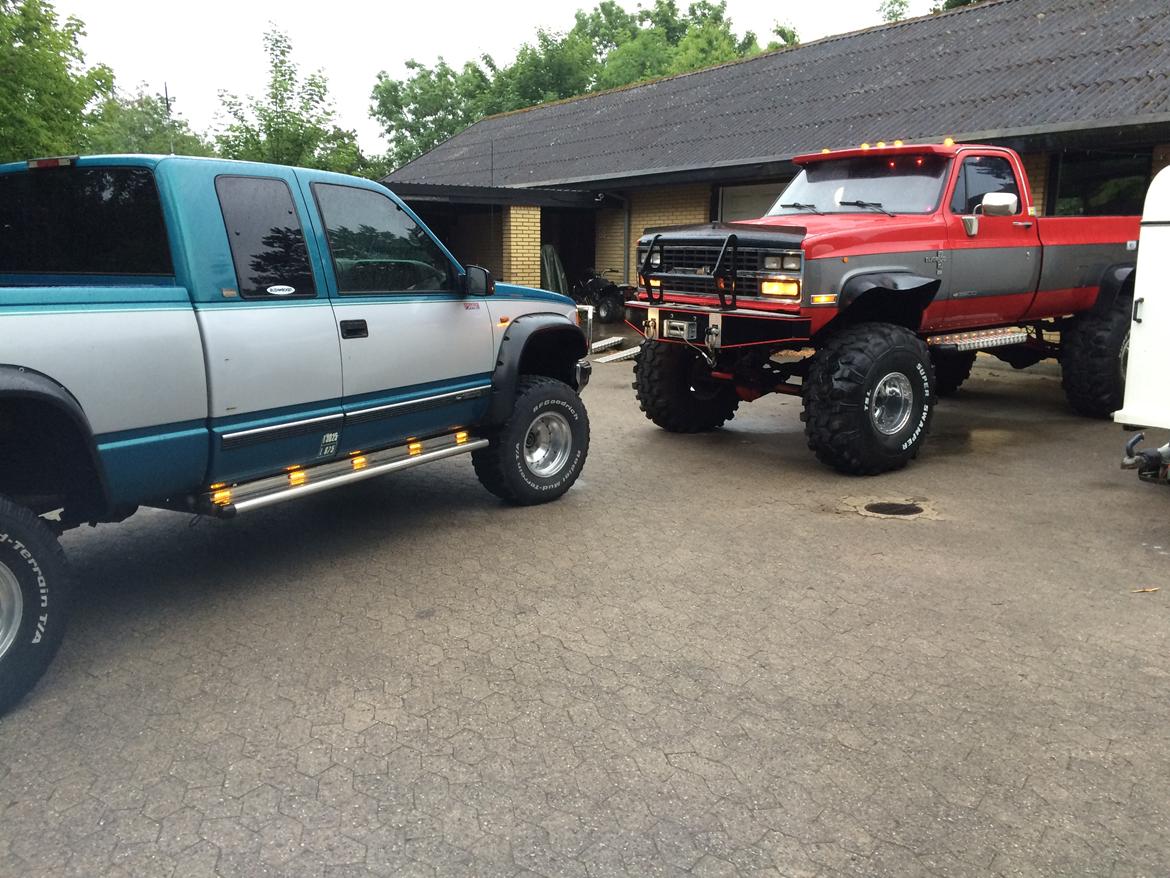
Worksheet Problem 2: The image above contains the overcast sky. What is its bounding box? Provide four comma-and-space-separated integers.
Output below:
57, 0, 934, 153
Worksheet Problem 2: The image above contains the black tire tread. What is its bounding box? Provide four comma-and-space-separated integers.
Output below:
932, 350, 976, 397
1061, 297, 1131, 419
0, 495, 71, 715
632, 339, 739, 433
802, 322, 932, 475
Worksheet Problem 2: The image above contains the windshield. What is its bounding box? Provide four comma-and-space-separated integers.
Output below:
767, 154, 952, 217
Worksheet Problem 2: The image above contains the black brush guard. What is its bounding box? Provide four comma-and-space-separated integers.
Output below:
640, 232, 740, 310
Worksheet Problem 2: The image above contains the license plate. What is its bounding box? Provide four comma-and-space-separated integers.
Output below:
663, 318, 697, 341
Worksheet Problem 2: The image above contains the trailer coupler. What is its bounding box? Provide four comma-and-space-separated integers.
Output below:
1122, 432, 1170, 484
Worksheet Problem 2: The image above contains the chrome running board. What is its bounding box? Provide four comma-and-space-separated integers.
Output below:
926, 327, 1029, 352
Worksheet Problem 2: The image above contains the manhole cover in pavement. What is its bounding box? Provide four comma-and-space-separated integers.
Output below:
841, 496, 938, 520
864, 501, 923, 516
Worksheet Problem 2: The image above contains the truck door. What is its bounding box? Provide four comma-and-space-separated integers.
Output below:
940, 153, 1041, 329
303, 179, 495, 454
200, 173, 345, 484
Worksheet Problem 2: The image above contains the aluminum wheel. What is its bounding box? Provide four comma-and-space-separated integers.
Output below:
871, 371, 915, 435
0, 561, 23, 663
524, 411, 573, 477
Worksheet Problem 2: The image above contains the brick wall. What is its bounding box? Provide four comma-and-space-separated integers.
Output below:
444, 209, 503, 278
1019, 152, 1049, 216
1154, 144, 1170, 176
501, 205, 542, 287
594, 184, 712, 283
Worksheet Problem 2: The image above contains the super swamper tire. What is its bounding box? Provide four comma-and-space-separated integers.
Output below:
931, 349, 976, 397
633, 339, 739, 432
802, 322, 934, 475
1061, 295, 1131, 418
0, 496, 72, 715
473, 376, 590, 505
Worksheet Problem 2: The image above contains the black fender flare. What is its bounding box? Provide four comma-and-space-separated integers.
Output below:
833, 271, 942, 332
487, 313, 588, 425
0, 365, 111, 512
1091, 263, 1136, 315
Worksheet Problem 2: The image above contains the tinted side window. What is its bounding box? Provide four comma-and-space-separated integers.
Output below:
950, 156, 1020, 214
312, 184, 453, 295
216, 176, 316, 299
0, 167, 172, 276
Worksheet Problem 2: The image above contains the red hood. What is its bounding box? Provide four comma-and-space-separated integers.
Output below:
739, 212, 944, 259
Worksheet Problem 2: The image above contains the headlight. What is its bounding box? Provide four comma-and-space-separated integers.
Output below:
764, 254, 802, 271
649, 251, 661, 267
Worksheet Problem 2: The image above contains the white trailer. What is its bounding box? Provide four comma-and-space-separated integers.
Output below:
1116, 165, 1170, 482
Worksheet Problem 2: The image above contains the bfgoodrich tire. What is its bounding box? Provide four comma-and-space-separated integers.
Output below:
1061, 295, 1131, 418
931, 349, 976, 397
0, 496, 72, 715
632, 339, 739, 432
473, 376, 590, 505
802, 322, 934, 475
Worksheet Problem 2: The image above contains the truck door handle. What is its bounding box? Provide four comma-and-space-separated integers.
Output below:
1133, 297, 1144, 324
339, 319, 368, 339
1012, 221, 1034, 228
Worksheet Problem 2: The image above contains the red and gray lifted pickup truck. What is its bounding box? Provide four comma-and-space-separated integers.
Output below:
626, 142, 1140, 474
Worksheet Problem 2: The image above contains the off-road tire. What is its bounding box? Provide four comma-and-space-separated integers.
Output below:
596, 292, 624, 324
802, 322, 934, 475
473, 376, 589, 505
632, 339, 739, 432
0, 496, 72, 715
931, 349, 976, 397
1061, 295, 1131, 418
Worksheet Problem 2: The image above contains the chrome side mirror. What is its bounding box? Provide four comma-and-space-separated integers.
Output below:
980, 191, 1019, 217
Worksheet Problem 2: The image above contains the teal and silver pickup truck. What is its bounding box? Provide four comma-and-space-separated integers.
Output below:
0, 154, 592, 713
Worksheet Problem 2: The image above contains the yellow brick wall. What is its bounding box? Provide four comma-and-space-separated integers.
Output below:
501, 205, 542, 287
594, 185, 712, 282
594, 207, 627, 280
445, 210, 503, 278
1019, 152, 1049, 216
1154, 144, 1170, 176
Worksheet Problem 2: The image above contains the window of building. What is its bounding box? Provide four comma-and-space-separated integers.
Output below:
215, 176, 316, 299
312, 184, 453, 294
950, 155, 1021, 215
0, 166, 172, 277
720, 182, 790, 222
1049, 149, 1152, 216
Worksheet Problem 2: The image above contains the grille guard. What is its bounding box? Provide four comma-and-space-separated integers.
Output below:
640, 231, 741, 310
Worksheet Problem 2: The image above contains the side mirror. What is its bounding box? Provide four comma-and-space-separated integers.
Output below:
980, 191, 1019, 217
464, 265, 495, 296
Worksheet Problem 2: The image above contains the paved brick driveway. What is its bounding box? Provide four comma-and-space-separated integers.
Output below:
1, 354, 1168, 876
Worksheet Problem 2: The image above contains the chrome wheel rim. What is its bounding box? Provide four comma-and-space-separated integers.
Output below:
871, 371, 915, 435
1120, 330, 1130, 383
524, 412, 573, 478
0, 561, 23, 664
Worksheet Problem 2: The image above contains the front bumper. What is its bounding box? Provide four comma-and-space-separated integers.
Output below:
624, 300, 812, 349
575, 359, 592, 392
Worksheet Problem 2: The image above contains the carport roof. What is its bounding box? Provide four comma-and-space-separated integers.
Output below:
385, 0, 1170, 190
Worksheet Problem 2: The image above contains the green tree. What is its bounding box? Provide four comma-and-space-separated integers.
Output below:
0, 0, 112, 162
83, 85, 215, 156
371, 57, 494, 170
933, 0, 982, 9
668, 2, 758, 74
217, 29, 363, 173
769, 23, 800, 48
490, 29, 598, 111
879, 0, 910, 21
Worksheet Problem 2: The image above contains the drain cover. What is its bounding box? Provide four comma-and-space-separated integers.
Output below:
864, 501, 923, 516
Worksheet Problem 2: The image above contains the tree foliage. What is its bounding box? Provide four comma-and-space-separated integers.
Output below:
372, 0, 783, 170
0, 0, 113, 162
83, 86, 215, 156
216, 29, 365, 174
878, 0, 911, 22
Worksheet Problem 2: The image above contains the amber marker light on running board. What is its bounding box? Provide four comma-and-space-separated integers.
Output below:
455, 431, 469, 445
408, 441, 423, 456
288, 469, 307, 487
211, 488, 232, 506
351, 455, 368, 470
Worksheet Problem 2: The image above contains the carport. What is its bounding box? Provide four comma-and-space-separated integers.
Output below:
386, 181, 614, 289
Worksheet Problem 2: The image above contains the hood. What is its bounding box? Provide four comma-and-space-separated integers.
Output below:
493, 282, 575, 307
741, 212, 942, 256
637, 221, 805, 251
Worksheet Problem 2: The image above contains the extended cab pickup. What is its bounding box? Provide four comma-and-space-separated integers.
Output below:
626, 142, 1139, 475
0, 155, 592, 713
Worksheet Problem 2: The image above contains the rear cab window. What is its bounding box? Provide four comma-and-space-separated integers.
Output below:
0, 166, 173, 282
215, 176, 317, 299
